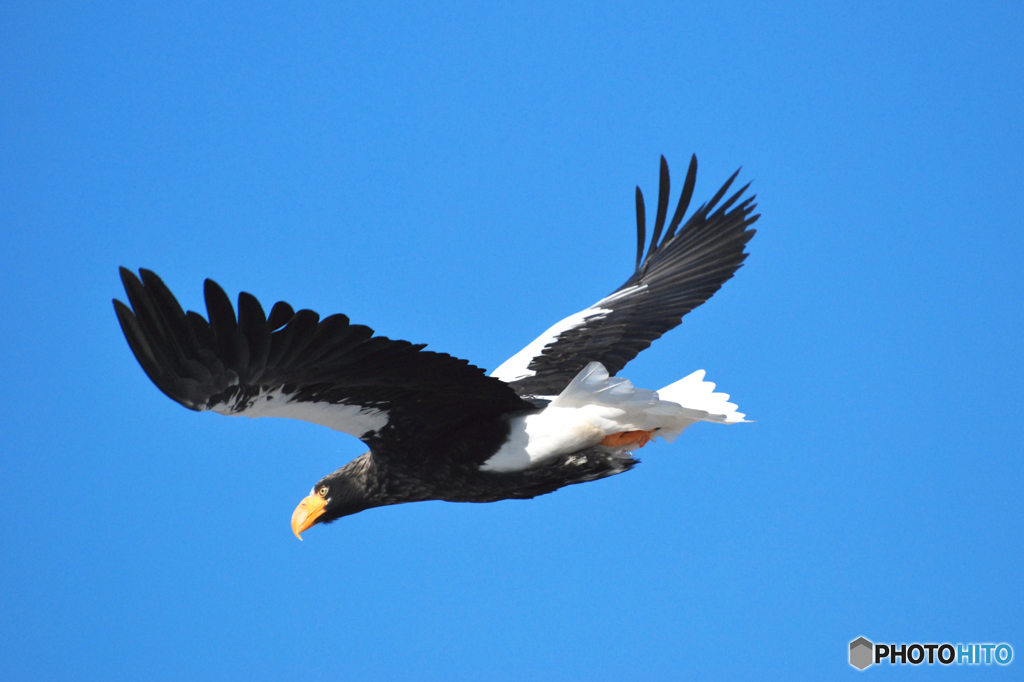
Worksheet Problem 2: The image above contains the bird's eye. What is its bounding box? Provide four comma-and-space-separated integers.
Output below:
318, 486, 329, 497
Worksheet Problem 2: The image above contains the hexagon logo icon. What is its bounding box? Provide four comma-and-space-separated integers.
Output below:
850, 637, 874, 670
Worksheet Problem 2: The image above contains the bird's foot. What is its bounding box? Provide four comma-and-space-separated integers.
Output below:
600, 429, 654, 448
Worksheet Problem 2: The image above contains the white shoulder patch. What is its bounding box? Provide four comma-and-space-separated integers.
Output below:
491, 285, 647, 384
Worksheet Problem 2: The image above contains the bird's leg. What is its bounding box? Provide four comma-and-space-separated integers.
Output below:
600, 430, 654, 448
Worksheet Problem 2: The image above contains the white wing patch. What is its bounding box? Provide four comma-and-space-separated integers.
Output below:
209, 387, 389, 439
491, 285, 647, 384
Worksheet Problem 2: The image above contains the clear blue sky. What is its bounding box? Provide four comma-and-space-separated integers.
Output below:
2, 1, 1021, 679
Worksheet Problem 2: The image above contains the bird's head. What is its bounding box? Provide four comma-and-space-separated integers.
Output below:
290, 461, 374, 539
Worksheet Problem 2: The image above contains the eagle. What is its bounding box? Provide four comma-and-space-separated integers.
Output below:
113, 155, 758, 539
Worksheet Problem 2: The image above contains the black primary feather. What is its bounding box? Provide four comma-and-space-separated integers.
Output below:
634, 187, 646, 271
647, 156, 671, 262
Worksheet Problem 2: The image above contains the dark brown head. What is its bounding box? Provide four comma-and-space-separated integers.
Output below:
290, 454, 377, 538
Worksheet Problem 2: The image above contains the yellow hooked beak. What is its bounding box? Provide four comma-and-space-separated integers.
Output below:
291, 493, 327, 540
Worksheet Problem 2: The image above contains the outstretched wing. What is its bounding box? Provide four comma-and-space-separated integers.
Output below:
492, 155, 758, 397
114, 268, 530, 450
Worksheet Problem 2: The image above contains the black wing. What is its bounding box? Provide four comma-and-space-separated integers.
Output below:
492, 155, 758, 396
114, 268, 531, 450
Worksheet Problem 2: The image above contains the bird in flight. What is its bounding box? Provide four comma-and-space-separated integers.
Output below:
114, 155, 758, 539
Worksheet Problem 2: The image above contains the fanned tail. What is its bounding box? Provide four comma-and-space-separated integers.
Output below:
654, 370, 748, 443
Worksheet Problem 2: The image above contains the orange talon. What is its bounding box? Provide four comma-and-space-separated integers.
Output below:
600, 429, 654, 449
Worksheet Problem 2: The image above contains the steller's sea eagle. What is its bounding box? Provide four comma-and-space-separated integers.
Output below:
113, 155, 758, 538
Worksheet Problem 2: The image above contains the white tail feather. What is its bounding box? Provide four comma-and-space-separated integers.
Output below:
650, 370, 748, 444
659, 370, 747, 420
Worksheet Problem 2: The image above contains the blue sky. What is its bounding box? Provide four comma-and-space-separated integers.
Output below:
2, 1, 1021, 679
